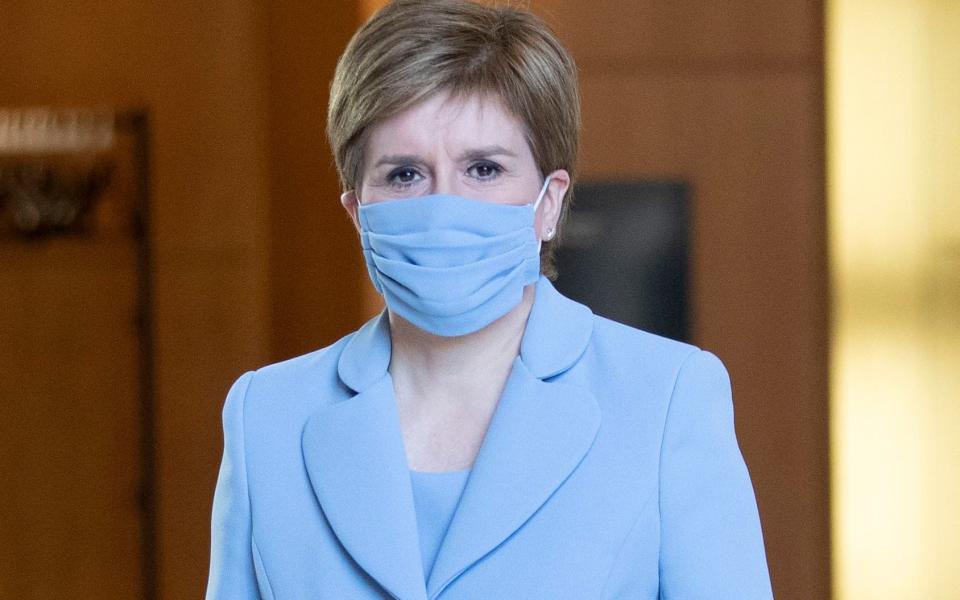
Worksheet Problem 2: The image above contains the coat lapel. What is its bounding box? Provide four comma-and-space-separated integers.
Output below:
301, 276, 598, 600
301, 369, 428, 600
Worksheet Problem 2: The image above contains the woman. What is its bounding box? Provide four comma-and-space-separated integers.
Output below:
207, 1, 773, 598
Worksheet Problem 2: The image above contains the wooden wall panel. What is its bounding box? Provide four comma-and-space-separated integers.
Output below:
144, 3, 274, 596
535, 0, 818, 65
0, 240, 142, 599
1, 0, 366, 595
265, 0, 367, 361
0, 1, 276, 597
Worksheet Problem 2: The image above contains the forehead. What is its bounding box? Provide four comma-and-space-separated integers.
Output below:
365, 91, 530, 158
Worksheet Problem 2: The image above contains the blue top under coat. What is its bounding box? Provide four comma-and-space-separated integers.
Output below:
408, 468, 472, 583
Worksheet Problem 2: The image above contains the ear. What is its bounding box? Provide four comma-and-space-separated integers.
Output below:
536, 169, 570, 242
341, 190, 361, 233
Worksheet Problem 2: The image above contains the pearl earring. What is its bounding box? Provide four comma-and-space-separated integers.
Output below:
544, 227, 555, 241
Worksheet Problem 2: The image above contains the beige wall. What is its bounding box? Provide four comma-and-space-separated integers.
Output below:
829, 1, 960, 597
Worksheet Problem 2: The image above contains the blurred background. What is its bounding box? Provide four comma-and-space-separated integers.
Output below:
0, 1, 956, 598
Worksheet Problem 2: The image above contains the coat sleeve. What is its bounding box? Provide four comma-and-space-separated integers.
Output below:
658, 350, 773, 599
206, 371, 261, 600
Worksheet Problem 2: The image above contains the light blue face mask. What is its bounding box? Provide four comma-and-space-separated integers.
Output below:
358, 178, 551, 337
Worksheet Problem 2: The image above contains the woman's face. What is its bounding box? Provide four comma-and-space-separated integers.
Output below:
341, 90, 568, 240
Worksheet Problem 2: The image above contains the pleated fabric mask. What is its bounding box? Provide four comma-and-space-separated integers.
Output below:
358, 178, 551, 337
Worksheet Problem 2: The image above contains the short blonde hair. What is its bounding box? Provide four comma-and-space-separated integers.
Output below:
326, 0, 581, 277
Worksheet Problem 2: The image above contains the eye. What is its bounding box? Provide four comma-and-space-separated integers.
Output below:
468, 161, 503, 181
387, 166, 423, 189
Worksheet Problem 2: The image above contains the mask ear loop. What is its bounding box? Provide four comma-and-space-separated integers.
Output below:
533, 176, 552, 253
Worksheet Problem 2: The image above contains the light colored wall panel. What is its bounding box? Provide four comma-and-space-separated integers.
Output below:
828, 1, 960, 597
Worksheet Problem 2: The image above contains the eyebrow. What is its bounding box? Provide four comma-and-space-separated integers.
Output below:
458, 145, 518, 161
372, 145, 518, 168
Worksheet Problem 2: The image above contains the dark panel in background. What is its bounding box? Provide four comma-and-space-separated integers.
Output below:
553, 180, 690, 343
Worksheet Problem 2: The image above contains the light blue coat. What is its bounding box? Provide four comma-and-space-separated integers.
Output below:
207, 276, 773, 599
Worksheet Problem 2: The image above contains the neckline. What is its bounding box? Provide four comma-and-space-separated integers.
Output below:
409, 467, 471, 476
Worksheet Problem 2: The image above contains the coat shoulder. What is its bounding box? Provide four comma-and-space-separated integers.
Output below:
254, 336, 347, 382
588, 313, 701, 372
232, 330, 356, 416
573, 313, 714, 427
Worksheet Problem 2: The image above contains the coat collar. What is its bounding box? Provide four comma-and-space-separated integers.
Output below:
305, 276, 599, 600
336, 275, 595, 393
